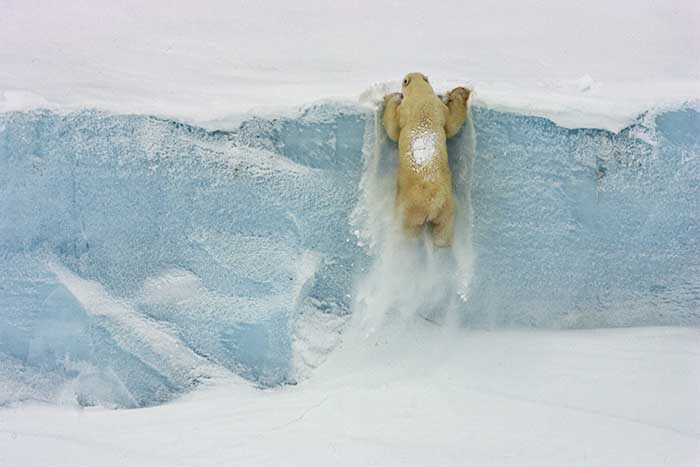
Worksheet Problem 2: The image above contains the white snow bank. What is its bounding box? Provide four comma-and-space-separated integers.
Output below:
2, 326, 698, 467
1, 0, 698, 131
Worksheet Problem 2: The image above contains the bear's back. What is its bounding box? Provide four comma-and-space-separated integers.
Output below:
399, 93, 446, 132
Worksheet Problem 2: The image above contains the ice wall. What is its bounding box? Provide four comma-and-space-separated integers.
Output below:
468, 107, 700, 327
1, 103, 698, 407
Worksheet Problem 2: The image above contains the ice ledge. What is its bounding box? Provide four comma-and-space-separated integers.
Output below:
3, 79, 699, 133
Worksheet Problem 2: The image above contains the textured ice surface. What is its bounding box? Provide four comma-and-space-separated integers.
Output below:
1, 103, 699, 407
468, 106, 700, 327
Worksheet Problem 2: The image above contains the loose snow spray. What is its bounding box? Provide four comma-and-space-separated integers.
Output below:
349, 101, 477, 340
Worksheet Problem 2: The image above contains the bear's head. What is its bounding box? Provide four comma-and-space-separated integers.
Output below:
401, 72, 434, 98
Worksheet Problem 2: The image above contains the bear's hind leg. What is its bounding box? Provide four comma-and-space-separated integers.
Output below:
432, 198, 455, 248
400, 203, 427, 239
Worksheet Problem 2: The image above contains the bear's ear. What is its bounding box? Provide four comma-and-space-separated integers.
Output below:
422, 74, 429, 83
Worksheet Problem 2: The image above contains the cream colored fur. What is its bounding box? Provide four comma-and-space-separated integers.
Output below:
383, 72, 470, 247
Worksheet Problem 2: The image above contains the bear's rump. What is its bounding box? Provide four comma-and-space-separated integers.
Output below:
397, 179, 451, 223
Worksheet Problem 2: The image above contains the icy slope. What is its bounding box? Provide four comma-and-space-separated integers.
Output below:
1, 102, 699, 407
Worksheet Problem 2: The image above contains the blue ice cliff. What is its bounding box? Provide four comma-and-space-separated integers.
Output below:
1, 102, 698, 407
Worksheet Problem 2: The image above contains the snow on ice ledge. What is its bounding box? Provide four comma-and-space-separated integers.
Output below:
1, 100, 699, 408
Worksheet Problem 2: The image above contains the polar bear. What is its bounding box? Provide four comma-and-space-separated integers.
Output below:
383, 72, 470, 247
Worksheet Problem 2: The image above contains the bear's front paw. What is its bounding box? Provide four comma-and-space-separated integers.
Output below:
384, 92, 403, 105
448, 87, 470, 103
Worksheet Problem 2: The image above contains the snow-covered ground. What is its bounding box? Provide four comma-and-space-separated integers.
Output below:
1, 0, 698, 130
2, 324, 699, 467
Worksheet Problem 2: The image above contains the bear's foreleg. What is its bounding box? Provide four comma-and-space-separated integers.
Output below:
444, 87, 470, 138
382, 93, 402, 142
